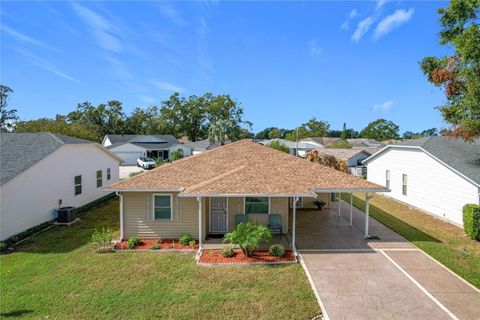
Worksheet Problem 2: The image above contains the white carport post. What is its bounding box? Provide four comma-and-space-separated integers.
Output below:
364, 193, 370, 238
197, 196, 203, 256
292, 196, 298, 256
117, 192, 124, 241
349, 193, 353, 226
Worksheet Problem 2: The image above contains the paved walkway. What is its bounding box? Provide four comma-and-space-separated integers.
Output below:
298, 201, 480, 320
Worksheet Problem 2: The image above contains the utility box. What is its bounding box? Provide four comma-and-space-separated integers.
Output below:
57, 206, 76, 223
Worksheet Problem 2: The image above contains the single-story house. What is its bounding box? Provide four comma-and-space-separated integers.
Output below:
102, 134, 191, 165
316, 149, 372, 176
347, 138, 385, 149
105, 139, 387, 255
258, 138, 318, 157
363, 136, 480, 227
186, 139, 230, 155
299, 137, 337, 148
0, 133, 121, 241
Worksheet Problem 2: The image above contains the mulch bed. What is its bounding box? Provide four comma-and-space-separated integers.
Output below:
114, 239, 197, 251
198, 249, 297, 265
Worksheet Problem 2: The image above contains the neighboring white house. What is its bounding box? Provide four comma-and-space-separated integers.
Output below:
363, 136, 480, 227
258, 138, 318, 157
102, 134, 191, 165
0, 133, 122, 241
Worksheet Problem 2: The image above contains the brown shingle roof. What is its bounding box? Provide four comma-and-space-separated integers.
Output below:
106, 140, 387, 196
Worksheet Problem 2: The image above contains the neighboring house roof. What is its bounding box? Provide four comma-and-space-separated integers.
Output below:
347, 139, 385, 148
1, 133, 119, 185
186, 139, 230, 151
105, 139, 387, 195
301, 137, 341, 147
364, 136, 480, 187
316, 149, 371, 161
258, 138, 318, 149
103, 134, 181, 150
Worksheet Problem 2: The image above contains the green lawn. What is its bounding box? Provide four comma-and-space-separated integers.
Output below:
0, 199, 320, 320
342, 193, 480, 288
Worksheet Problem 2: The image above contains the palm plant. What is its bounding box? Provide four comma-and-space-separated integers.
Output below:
223, 222, 272, 257
208, 118, 236, 146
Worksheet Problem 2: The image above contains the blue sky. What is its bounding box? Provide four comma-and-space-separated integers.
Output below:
1, 0, 449, 134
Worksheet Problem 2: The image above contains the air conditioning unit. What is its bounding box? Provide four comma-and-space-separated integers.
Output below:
57, 206, 76, 223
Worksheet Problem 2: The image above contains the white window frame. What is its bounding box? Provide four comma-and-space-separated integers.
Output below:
74, 175, 82, 196
386, 170, 390, 189
107, 168, 111, 180
96, 170, 102, 188
402, 174, 407, 196
152, 194, 173, 221
243, 197, 271, 214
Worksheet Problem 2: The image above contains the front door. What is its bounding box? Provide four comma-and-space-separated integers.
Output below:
210, 197, 227, 233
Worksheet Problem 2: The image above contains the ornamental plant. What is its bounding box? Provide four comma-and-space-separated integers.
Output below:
463, 204, 480, 241
223, 222, 272, 257
269, 244, 285, 257
179, 234, 193, 246
221, 246, 235, 258
91, 228, 114, 253
127, 236, 142, 249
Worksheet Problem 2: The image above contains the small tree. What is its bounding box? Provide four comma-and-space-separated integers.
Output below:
170, 150, 184, 161
223, 222, 272, 257
360, 119, 400, 141
266, 140, 290, 153
0, 85, 19, 132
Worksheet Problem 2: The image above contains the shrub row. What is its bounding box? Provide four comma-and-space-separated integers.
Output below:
463, 204, 480, 241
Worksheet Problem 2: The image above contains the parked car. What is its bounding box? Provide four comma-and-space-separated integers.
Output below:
136, 157, 156, 169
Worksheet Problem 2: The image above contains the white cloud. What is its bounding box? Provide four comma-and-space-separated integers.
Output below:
308, 39, 323, 56
341, 9, 358, 30
16, 49, 81, 83
374, 8, 415, 40
351, 16, 374, 42
71, 3, 123, 52
373, 100, 394, 111
375, 0, 391, 11
158, 4, 186, 26
1, 24, 57, 51
152, 81, 184, 92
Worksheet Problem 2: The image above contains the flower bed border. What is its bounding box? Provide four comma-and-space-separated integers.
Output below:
113, 238, 197, 252
197, 249, 298, 266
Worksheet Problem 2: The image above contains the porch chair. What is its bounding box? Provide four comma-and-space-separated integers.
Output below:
235, 214, 248, 226
268, 214, 283, 238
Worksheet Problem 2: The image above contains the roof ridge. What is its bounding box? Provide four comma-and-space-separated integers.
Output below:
184, 165, 248, 193
46, 132, 65, 145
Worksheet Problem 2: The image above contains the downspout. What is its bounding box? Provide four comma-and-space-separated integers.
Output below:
197, 196, 203, 258
116, 192, 124, 241
292, 196, 298, 257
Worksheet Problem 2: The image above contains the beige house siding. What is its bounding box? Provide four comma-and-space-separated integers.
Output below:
122, 192, 207, 240
122, 194, 290, 238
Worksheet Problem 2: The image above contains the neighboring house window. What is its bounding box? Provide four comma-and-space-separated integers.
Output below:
107, 168, 111, 180
245, 197, 269, 214
74, 175, 82, 195
402, 174, 407, 195
385, 170, 390, 189
96, 170, 102, 188
153, 195, 172, 220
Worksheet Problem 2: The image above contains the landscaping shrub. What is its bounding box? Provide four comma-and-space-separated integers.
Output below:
463, 204, 480, 241
0, 241, 7, 253
91, 228, 114, 253
129, 171, 143, 178
221, 246, 235, 258
127, 236, 142, 249
156, 237, 162, 244
223, 222, 272, 257
188, 240, 196, 249
170, 150, 184, 161
151, 245, 160, 250
179, 234, 193, 245
269, 244, 285, 257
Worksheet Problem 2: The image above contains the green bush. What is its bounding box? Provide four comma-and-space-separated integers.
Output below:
463, 204, 480, 241
0, 241, 7, 253
91, 228, 114, 253
170, 150, 184, 161
221, 246, 235, 258
179, 234, 193, 245
127, 236, 142, 249
151, 245, 160, 250
188, 240, 196, 248
269, 244, 285, 257
223, 222, 272, 257
129, 171, 144, 178
156, 237, 163, 244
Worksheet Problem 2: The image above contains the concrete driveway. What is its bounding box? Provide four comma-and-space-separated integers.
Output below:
119, 165, 145, 179
297, 201, 480, 320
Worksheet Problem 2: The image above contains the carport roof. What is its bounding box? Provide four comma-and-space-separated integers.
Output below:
105, 139, 387, 196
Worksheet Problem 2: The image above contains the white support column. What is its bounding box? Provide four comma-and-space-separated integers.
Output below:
364, 193, 370, 238
118, 192, 124, 241
349, 193, 353, 226
338, 192, 341, 217
197, 196, 203, 256
292, 196, 298, 256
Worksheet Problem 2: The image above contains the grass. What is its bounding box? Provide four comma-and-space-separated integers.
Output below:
0, 199, 320, 320
342, 193, 480, 288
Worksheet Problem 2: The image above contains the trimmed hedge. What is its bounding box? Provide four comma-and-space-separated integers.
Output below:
463, 204, 480, 241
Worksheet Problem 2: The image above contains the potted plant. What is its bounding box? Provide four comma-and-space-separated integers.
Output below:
314, 200, 327, 210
